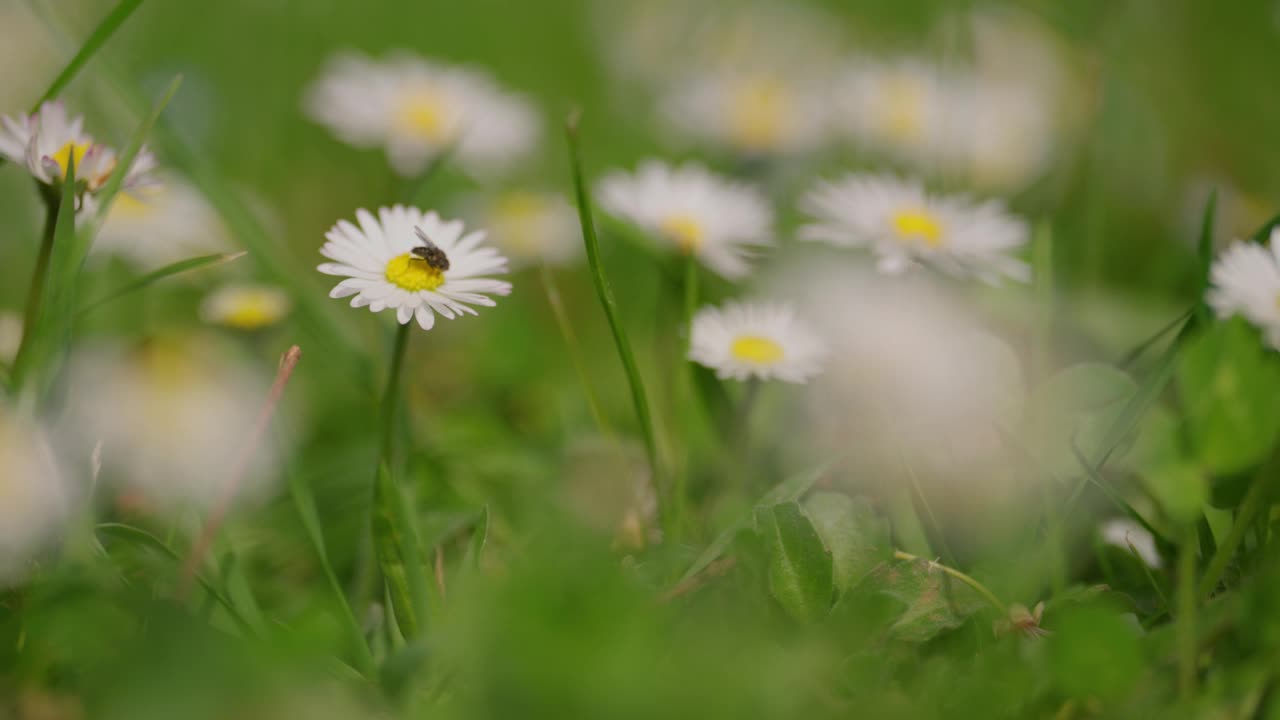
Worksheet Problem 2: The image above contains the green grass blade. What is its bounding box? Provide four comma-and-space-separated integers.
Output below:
31, 0, 146, 112
79, 251, 246, 316
564, 111, 665, 527
1194, 190, 1217, 323
463, 506, 489, 573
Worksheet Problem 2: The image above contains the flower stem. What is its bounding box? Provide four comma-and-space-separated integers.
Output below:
9, 188, 61, 392
539, 264, 611, 437
893, 550, 1007, 614
1199, 467, 1271, 599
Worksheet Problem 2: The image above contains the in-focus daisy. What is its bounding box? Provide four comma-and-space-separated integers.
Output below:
660, 69, 832, 156
1206, 228, 1280, 349
318, 205, 512, 331
689, 301, 825, 383
597, 161, 773, 279
0, 101, 156, 202
1099, 518, 1161, 569
94, 178, 230, 266
200, 284, 291, 331
800, 173, 1029, 283
472, 190, 580, 269
0, 405, 68, 585
304, 52, 539, 178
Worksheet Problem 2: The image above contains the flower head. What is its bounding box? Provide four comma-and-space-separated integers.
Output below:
661, 69, 831, 156
473, 190, 580, 269
1099, 518, 1161, 569
598, 160, 773, 279
800, 173, 1029, 283
835, 59, 952, 166
201, 284, 292, 331
689, 301, 825, 383
1207, 229, 1280, 349
94, 178, 229, 266
319, 206, 511, 331
0, 101, 155, 200
304, 52, 539, 178
0, 405, 68, 585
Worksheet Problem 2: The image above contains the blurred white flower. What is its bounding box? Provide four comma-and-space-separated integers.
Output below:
1099, 518, 1161, 569
64, 339, 279, 511
0, 311, 22, 365
800, 173, 1029, 283
598, 160, 773, 279
1206, 228, 1280, 349
200, 284, 292, 331
94, 178, 230, 266
304, 51, 539, 178
0, 101, 156, 200
318, 206, 511, 331
835, 59, 953, 167
660, 69, 832, 156
936, 77, 1057, 193
0, 405, 69, 585
689, 301, 825, 383
473, 190, 580, 269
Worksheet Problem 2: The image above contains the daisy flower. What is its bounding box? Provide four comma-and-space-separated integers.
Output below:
834, 59, 953, 166
1099, 518, 1161, 569
597, 161, 773, 279
94, 177, 230, 266
660, 69, 832, 156
1206, 228, 1280, 349
800, 173, 1029, 283
318, 205, 512, 331
0, 405, 69, 585
472, 190, 580, 269
689, 301, 825, 383
304, 51, 539, 178
0, 101, 156, 201
200, 284, 292, 331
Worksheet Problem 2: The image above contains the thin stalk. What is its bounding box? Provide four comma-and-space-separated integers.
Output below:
10, 189, 61, 391
539, 264, 611, 436
893, 550, 1007, 614
565, 110, 666, 532
1199, 469, 1271, 599
1176, 527, 1198, 699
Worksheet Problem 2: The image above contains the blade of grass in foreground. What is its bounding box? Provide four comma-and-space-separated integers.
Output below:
79, 251, 246, 315
565, 110, 666, 529
30, 0, 145, 112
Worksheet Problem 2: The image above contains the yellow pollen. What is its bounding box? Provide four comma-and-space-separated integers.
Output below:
729, 80, 785, 151
892, 209, 944, 247
397, 92, 450, 142
50, 141, 92, 180
386, 253, 445, 292
730, 335, 785, 364
660, 214, 704, 253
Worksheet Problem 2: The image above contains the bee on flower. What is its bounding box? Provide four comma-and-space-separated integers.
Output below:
318, 205, 512, 331
689, 301, 826, 383
1206, 228, 1280, 350
304, 52, 539, 178
0, 101, 156, 207
597, 160, 773, 279
200, 284, 292, 331
800, 173, 1030, 284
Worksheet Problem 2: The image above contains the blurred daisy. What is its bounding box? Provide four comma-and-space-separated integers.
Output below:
1206, 228, 1280, 349
0, 311, 22, 365
94, 178, 230, 266
800, 173, 1029, 283
0, 405, 68, 585
201, 284, 291, 331
661, 69, 831, 156
65, 339, 279, 511
597, 161, 773, 279
0, 101, 155, 201
318, 205, 512, 331
689, 301, 825, 383
304, 52, 539, 178
937, 78, 1057, 193
835, 59, 952, 166
475, 190, 580, 269
1099, 518, 1161, 569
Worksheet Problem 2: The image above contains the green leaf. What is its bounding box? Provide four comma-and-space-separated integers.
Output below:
1177, 319, 1280, 475
79, 251, 246, 316
1047, 604, 1143, 700
1143, 461, 1208, 526
802, 492, 889, 597
757, 503, 834, 622
372, 462, 432, 640
1025, 363, 1137, 477
31, 0, 145, 111
863, 558, 987, 643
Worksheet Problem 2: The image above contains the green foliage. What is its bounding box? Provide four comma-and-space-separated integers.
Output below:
757, 502, 833, 622
802, 492, 889, 597
863, 557, 988, 643
1047, 604, 1143, 700
1025, 362, 1137, 477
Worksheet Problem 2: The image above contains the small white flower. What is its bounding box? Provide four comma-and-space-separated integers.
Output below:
318, 206, 512, 331
661, 69, 832, 156
800, 173, 1029, 283
200, 284, 292, 331
0, 101, 155, 199
597, 160, 773, 279
94, 178, 230, 266
473, 190, 581, 269
1207, 229, 1280, 349
689, 301, 825, 383
835, 59, 953, 166
0, 405, 69, 585
1099, 518, 1161, 569
304, 52, 539, 178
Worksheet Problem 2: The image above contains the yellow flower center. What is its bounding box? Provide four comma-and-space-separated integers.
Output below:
881, 78, 925, 143
730, 335, 784, 364
111, 191, 154, 219
396, 92, 451, 143
50, 141, 92, 180
386, 253, 445, 292
660, 214, 704, 253
216, 291, 287, 330
892, 209, 944, 247
729, 80, 785, 151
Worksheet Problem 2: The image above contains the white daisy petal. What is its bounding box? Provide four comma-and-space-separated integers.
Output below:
688, 301, 826, 384
1208, 234, 1280, 349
